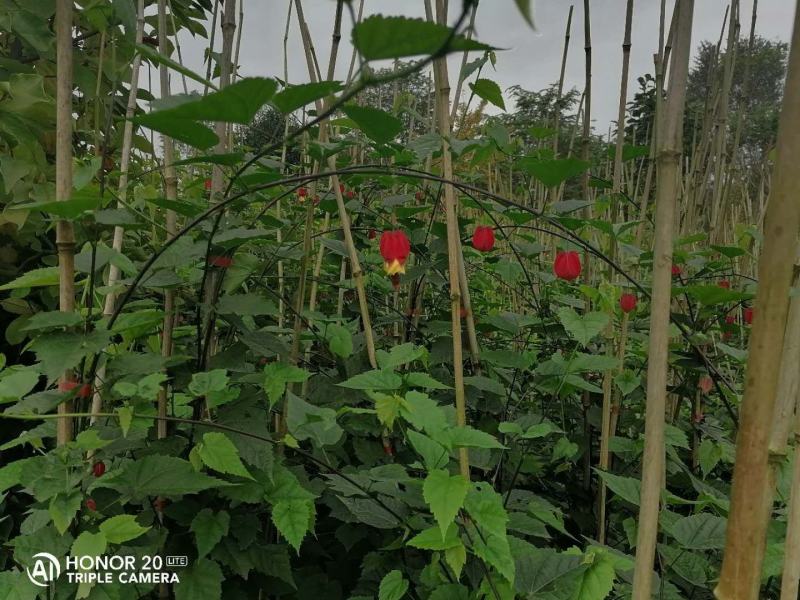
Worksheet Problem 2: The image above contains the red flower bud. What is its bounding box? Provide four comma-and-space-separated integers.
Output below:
619, 293, 637, 313
85, 498, 97, 511
698, 376, 713, 394
368, 228, 377, 240
380, 230, 411, 275
472, 226, 495, 252
671, 264, 682, 277
553, 251, 581, 281
59, 380, 78, 393
346, 190, 355, 199
718, 279, 731, 289
204, 178, 212, 191
78, 383, 92, 399
92, 462, 106, 477
743, 307, 754, 325
725, 315, 736, 325
339, 183, 345, 193
298, 187, 308, 198
209, 256, 233, 268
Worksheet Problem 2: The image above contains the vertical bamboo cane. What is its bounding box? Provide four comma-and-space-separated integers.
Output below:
55, 0, 75, 446
431, 0, 469, 479
631, 1, 695, 597
716, 7, 800, 595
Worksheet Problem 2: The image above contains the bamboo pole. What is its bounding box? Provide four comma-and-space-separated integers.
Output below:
716, 4, 800, 598
156, 0, 178, 440
552, 5, 574, 159
431, 0, 469, 480
631, 1, 695, 597
780, 397, 800, 600
55, 0, 75, 446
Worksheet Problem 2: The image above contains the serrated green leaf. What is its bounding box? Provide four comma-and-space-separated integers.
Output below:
49, 490, 81, 535
469, 78, 505, 110
378, 570, 409, 600
0, 267, 60, 290
98, 514, 150, 544
272, 500, 312, 553
197, 432, 254, 480
326, 323, 353, 358
272, 80, 342, 113
557, 307, 609, 347
173, 558, 223, 600
423, 469, 470, 539
191, 509, 230, 558
339, 369, 403, 391
92, 455, 226, 499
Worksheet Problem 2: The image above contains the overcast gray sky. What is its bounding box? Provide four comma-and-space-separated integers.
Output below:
175, 0, 794, 132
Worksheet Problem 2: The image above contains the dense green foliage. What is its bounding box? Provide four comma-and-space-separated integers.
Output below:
0, 2, 792, 600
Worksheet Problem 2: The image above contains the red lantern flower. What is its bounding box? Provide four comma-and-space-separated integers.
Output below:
339, 183, 345, 193
204, 178, 212, 191
698, 376, 713, 395
743, 307, 754, 325
718, 279, 731, 289
85, 498, 97, 511
59, 380, 78, 393
725, 314, 736, 325
553, 251, 581, 281
671, 264, 682, 277
368, 229, 376, 240
209, 256, 233, 268
346, 190, 355, 199
619, 293, 637, 313
77, 383, 92, 398
298, 187, 308, 198
92, 462, 106, 477
472, 226, 495, 252
380, 230, 411, 275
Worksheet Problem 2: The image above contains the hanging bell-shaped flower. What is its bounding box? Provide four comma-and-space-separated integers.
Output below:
472, 226, 495, 252
380, 230, 411, 275
553, 251, 581, 281
619, 293, 637, 313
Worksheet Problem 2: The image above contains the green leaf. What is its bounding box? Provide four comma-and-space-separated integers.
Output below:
217, 293, 277, 316
465, 482, 508, 536
0, 267, 60, 290
464, 375, 507, 396
514, 0, 536, 28
48, 490, 81, 535
685, 285, 753, 306
378, 570, 409, 600
326, 323, 353, 358
188, 369, 238, 409
375, 393, 406, 430
699, 439, 722, 477
21, 311, 83, 332
174, 558, 223, 600
614, 369, 641, 396
401, 391, 449, 433
376, 343, 426, 370
134, 110, 218, 150
196, 432, 254, 480
98, 514, 150, 544
157, 78, 277, 124
13, 188, 102, 219
342, 104, 403, 144
443, 426, 505, 450
423, 469, 470, 539
0, 370, 39, 404
407, 523, 461, 550
93, 455, 226, 499
404, 372, 451, 390
339, 369, 403, 391
468, 520, 515, 584
263, 362, 310, 408
469, 79, 505, 110
510, 537, 587, 596
353, 15, 492, 61
669, 513, 727, 549
571, 550, 616, 599
516, 156, 590, 187
286, 393, 343, 447
557, 308, 609, 347
272, 500, 312, 553
191, 509, 230, 559
407, 429, 450, 471
596, 471, 641, 505
271, 81, 342, 113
